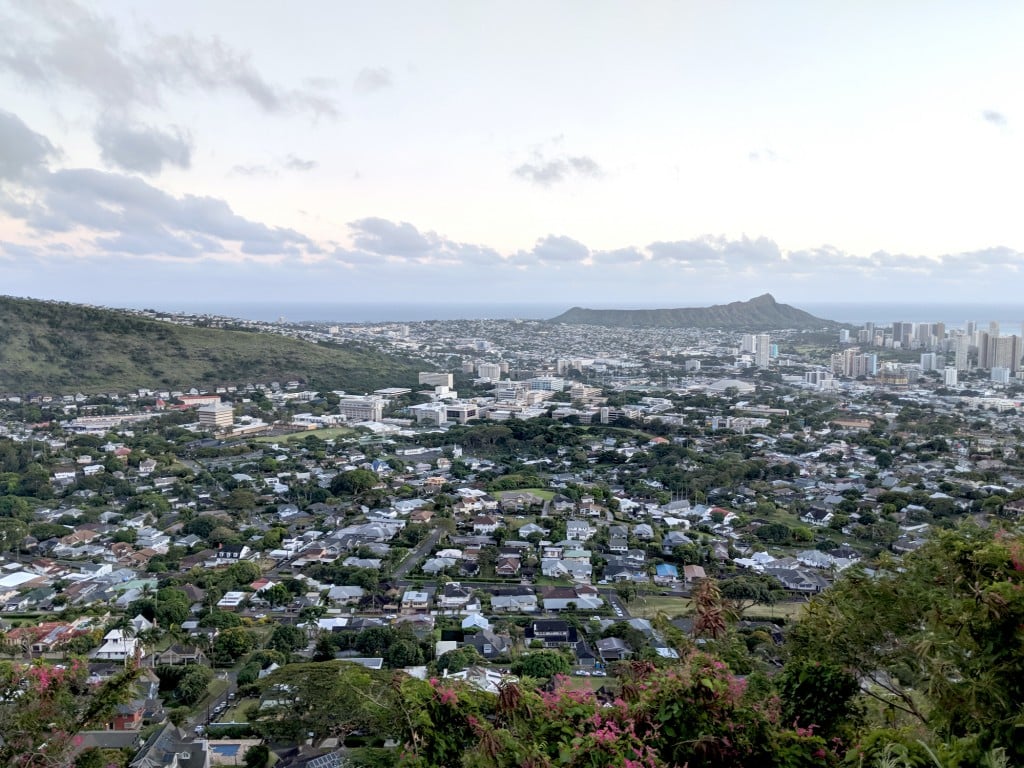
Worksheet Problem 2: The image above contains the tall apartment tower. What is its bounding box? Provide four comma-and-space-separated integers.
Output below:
477, 362, 502, 380
989, 335, 1022, 373
740, 334, 757, 353
953, 334, 970, 372
754, 334, 771, 367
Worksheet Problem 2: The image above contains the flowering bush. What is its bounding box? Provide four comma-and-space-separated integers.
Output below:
0, 659, 138, 768
395, 654, 834, 768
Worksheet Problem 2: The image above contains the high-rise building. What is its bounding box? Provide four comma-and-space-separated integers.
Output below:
919, 352, 938, 371
197, 402, 234, 430
852, 353, 878, 378
943, 367, 958, 387
336, 395, 385, 422
754, 334, 771, 368
988, 335, 1022, 373
992, 367, 1011, 384
740, 334, 757, 353
953, 334, 969, 371
477, 362, 502, 380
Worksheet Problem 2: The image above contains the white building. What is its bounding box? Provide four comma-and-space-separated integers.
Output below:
754, 334, 771, 368
477, 362, 502, 380
419, 372, 454, 387
336, 395, 385, 422
197, 401, 234, 430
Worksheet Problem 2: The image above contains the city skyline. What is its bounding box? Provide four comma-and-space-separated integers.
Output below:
2, 1, 1024, 305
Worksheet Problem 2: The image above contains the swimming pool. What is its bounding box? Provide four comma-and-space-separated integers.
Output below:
210, 744, 241, 757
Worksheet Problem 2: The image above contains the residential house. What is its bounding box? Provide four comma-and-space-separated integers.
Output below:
653, 563, 679, 585
490, 588, 538, 613
596, 637, 632, 662
566, 520, 595, 541
472, 515, 500, 535
92, 629, 144, 662
682, 564, 707, 585
525, 619, 578, 648
215, 543, 253, 562
326, 586, 365, 606
494, 556, 521, 577
464, 629, 511, 660
401, 590, 431, 615
438, 582, 477, 611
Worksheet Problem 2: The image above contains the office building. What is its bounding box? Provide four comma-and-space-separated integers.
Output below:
419, 372, 454, 388
525, 376, 565, 391
336, 395, 385, 422
197, 402, 234, 430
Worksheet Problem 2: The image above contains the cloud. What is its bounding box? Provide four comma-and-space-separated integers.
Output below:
6, 165, 316, 259
0, 109, 57, 179
284, 154, 317, 172
348, 217, 435, 256
230, 164, 274, 177
981, 109, 1007, 127
514, 151, 604, 187
354, 66, 393, 94
94, 121, 192, 175
591, 247, 646, 265
647, 236, 781, 267
0, 1, 337, 118
529, 235, 590, 263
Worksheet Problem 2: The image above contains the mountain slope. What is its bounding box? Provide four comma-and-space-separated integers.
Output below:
549, 293, 836, 330
0, 296, 424, 394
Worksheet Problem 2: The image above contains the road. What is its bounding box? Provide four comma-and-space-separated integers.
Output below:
391, 527, 442, 580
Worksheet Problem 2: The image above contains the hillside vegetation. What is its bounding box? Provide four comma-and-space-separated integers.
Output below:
0, 296, 424, 394
550, 293, 837, 330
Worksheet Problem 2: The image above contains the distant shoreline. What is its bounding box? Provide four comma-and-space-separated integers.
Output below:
113, 300, 1023, 329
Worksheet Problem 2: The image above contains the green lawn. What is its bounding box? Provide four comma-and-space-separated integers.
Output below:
218, 697, 257, 724
497, 488, 556, 501
254, 426, 355, 444
626, 595, 806, 622
627, 595, 692, 619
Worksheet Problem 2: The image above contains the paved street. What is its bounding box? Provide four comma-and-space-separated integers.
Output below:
391, 527, 442, 580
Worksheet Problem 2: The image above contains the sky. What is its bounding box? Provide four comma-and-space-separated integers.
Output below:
1, 0, 1023, 309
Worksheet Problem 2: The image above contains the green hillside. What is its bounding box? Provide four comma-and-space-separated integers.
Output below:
550, 293, 838, 330
0, 296, 425, 394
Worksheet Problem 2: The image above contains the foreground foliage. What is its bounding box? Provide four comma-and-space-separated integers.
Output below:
0, 659, 138, 767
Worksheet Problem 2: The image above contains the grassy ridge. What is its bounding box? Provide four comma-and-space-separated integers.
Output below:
0, 296, 425, 394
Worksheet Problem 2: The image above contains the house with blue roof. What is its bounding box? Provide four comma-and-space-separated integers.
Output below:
653, 563, 679, 585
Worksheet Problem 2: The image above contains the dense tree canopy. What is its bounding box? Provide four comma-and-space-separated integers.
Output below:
788, 523, 1024, 764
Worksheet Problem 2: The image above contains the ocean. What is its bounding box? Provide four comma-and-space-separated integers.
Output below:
125, 300, 1024, 330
